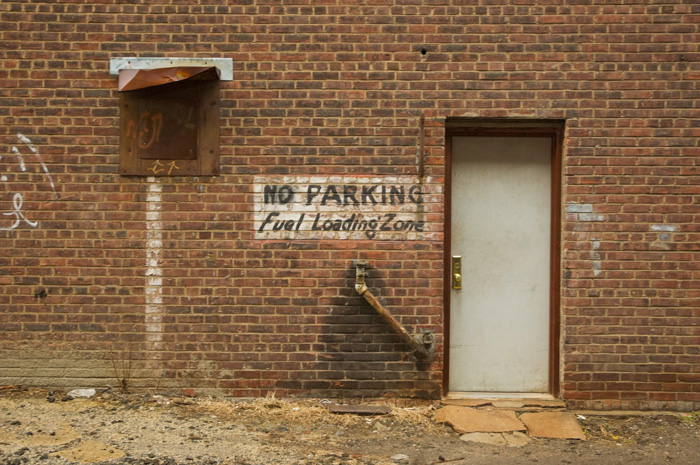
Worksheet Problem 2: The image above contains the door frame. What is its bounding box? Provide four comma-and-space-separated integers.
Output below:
444, 121, 564, 397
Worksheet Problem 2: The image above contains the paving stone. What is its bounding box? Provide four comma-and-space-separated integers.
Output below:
521, 399, 567, 409
503, 431, 532, 447
443, 398, 566, 409
435, 406, 525, 434
441, 399, 492, 408
520, 412, 586, 440
460, 432, 508, 446
491, 400, 524, 409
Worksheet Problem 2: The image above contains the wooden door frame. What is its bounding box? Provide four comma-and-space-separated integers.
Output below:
444, 122, 563, 397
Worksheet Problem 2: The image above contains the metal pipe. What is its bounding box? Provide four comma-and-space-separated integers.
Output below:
354, 260, 432, 359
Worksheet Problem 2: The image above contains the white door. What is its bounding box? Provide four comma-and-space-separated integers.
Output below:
449, 136, 552, 393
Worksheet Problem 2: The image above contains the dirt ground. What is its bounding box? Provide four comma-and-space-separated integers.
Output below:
1, 387, 699, 465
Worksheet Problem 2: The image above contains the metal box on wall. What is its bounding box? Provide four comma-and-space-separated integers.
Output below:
118, 66, 220, 176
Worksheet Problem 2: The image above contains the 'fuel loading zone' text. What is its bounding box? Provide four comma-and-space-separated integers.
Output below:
257, 212, 425, 239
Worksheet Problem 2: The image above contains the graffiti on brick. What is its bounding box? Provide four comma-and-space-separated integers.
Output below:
2, 193, 38, 230
1, 134, 56, 231
254, 176, 433, 240
147, 159, 180, 175
124, 110, 164, 151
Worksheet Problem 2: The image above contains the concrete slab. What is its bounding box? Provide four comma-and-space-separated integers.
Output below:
435, 406, 525, 434
520, 412, 586, 440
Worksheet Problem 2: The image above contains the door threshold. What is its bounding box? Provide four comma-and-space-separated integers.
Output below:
445, 392, 556, 400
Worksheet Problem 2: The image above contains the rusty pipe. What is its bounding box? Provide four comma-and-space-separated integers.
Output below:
354, 260, 432, 359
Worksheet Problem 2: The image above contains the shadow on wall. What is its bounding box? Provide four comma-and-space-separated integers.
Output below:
284, 270, 439, 399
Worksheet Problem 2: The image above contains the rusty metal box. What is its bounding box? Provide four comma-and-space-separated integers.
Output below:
118, 68, 220, 176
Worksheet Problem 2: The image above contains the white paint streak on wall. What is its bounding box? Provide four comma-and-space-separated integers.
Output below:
17, 134, 57, 197
1, 193, 38, 230
10, 146, 26, 171
145, 177, 164, 345
566, 202, 593, 213
651, 224, 678, 232
578, 213, 605, 222
568, 202, 605, 277
17, 134, 36, 152
2, 135, 58, 231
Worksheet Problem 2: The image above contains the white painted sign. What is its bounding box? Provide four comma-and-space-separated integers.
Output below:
254, 176, 434, 240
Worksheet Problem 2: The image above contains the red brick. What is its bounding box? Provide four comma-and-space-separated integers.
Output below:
0, 1, 698, 409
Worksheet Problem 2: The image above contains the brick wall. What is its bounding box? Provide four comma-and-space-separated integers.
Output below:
1, 0, 699, 410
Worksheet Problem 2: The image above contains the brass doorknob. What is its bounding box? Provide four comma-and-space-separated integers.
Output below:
452, 256, 462, 290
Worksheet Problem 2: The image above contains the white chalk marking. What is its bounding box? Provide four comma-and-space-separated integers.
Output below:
17, 134, 36, 151
17, 134, 57, 197
1, 193, 38, 230
11, 146, 26, 171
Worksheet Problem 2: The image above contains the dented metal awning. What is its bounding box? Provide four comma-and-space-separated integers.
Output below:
118, 66, 220, 92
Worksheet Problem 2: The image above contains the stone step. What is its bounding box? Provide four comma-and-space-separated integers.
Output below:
442, 398, 566, 410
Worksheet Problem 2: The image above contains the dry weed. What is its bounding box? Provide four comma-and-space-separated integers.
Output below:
194, 394, 440, 432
